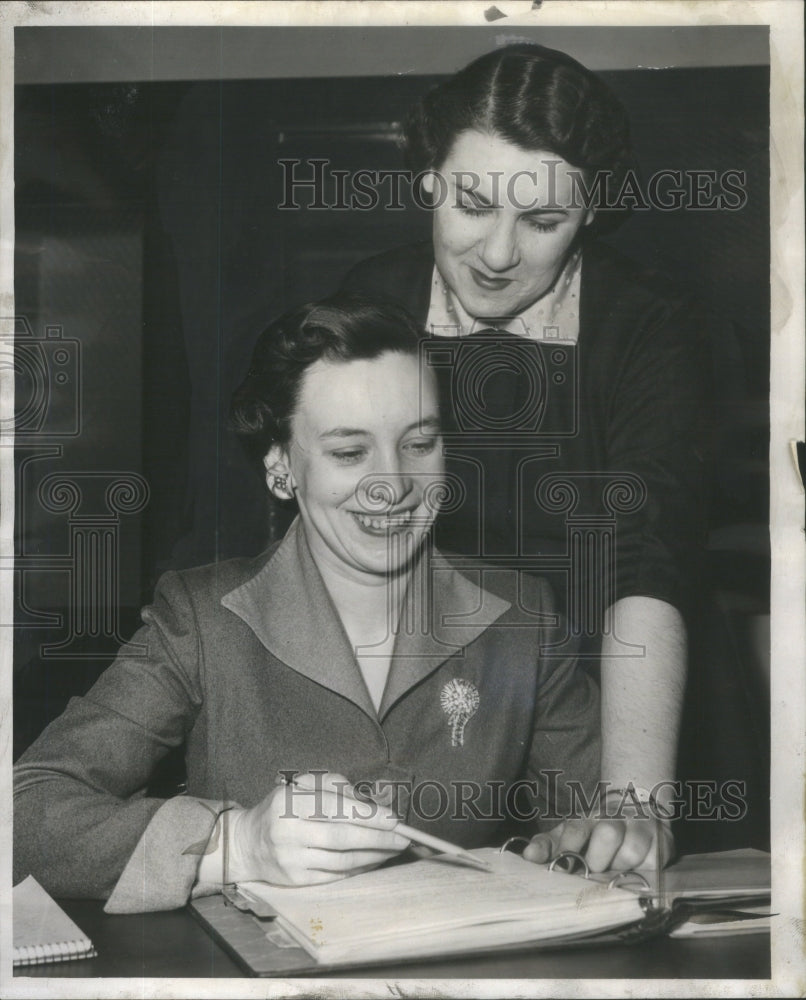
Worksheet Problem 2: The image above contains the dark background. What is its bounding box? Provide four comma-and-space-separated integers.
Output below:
12, 31, 770, 853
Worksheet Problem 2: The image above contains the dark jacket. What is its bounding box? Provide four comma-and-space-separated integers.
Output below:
342, 239, 711, 624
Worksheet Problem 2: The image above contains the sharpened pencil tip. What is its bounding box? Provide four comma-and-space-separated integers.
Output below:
460, 853, 492, 870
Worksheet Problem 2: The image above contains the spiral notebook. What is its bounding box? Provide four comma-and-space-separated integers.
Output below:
189, 847, 770, 976
13, 876, 97, 968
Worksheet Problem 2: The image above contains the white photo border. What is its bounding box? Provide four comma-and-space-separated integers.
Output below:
0, 2, 802, 998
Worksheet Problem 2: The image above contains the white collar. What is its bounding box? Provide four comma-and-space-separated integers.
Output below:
426, 248, 582, 344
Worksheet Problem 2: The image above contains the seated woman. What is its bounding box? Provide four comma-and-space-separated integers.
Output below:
14, 295, 610, 914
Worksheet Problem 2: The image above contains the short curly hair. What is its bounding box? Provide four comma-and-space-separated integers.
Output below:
230, 294, 425, 463
404, 43, 636, 233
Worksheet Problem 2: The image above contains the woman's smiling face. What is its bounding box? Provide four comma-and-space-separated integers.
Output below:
272, 351, 444, 581
428, 129, 594, 320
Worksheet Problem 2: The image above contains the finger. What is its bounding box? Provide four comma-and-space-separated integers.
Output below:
269, 839, 402, 885
523, 828, 562, 864
583, 820, 626, 873
305, 847, 404, 874
280, 773, 356, 820
345, 859, 396, 877
275, 786, 368, 825
314, 772, 355, 796
279, 858, 398, 887
408, 844, 438, 860
297, 820, 410, 853
320, 772, 350, 788
604, 820, 654, 872
286, 778, 399, 829
628, 819, 676, 871
554, 818, 595, 858
277, 864, 346, 887
293, 771, 363, 802
286, 773, 354, 818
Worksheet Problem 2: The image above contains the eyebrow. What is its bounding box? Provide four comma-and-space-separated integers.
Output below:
455, 179, 570, 216
523, 207, 569, 218
415, 416, 442, 432
319, 428, 368, 439
319, 417, 441, 440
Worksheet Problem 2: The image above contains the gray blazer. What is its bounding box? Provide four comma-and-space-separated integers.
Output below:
14, 520, 600, 912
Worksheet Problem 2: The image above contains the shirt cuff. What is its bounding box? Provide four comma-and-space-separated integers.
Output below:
104, 796, 229, 913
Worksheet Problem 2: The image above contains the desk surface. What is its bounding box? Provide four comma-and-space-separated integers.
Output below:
15, 898, 771, 981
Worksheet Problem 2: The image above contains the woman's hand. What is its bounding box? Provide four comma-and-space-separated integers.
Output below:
227, 772, 410, 886
523, 813, 675, 873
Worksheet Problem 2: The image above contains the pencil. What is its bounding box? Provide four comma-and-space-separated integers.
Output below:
283, 776, 491, 871
393, 821, 491, 870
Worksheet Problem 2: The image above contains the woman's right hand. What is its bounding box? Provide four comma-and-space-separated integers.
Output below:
227, 772, 410, 886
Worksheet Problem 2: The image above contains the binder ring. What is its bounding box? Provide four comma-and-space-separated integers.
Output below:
548, 851, 590, 877
607, 871, 652, 892
498, 836, 532, 855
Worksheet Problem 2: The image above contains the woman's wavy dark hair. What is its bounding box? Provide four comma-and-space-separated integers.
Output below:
404, 43, 636, 234
230, 294, 425, 464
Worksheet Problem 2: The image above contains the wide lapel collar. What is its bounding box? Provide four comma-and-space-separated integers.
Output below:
378, 544, 511, 719
221, 519, 376, 719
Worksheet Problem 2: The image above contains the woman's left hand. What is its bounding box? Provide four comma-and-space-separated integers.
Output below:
523, 814, 675, 873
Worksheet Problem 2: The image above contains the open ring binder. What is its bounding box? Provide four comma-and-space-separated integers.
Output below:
498, 836, 531, 855
499, 839, 658, 898
548, 852, 591, 877
499, 840, 642, 884
607, 871, 653, 892
497, 840, 594, 881
497, 838, 662, 914
189, 846, 771, 975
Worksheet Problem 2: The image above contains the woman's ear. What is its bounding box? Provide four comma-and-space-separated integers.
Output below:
263, 446, 295, 500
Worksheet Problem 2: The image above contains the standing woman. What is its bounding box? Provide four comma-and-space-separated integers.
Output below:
342, 43, 710, 868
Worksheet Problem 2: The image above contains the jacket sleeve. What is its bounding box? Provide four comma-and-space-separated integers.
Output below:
13, 571, 227, 912
524, 579, 602, 828
604, 294, 712, 616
